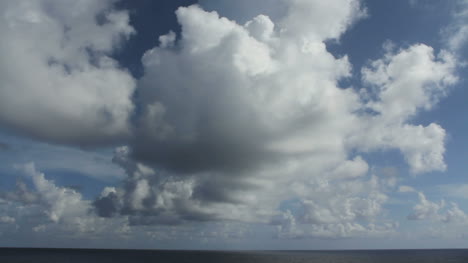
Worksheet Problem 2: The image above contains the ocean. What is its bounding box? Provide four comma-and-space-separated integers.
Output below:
1, 248, 468, 262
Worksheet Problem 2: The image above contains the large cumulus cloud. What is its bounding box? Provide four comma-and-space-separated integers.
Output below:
133, 3, 359, 173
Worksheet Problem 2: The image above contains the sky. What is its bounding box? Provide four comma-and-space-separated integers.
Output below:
1, 0, 468, 250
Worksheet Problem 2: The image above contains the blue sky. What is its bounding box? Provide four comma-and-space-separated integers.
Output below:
1, 0, 468, 250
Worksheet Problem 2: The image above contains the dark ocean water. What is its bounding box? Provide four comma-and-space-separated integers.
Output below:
1, 248, 468, 263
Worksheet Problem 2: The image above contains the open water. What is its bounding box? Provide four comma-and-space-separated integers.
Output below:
1, 248, 468, 262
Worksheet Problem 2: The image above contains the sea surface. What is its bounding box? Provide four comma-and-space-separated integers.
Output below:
1, 248, 468, 262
